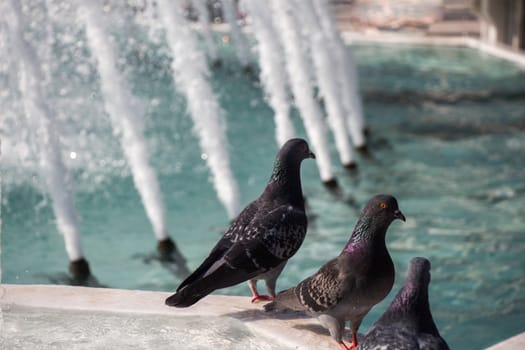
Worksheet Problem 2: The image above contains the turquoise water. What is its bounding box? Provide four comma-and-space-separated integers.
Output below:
2, 26, 525, 349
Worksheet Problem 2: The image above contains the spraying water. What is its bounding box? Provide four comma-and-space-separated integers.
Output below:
6, 0, 85, 265
221, 0, 250, 68
156, 0, 241, 219
79, 2, 169, 242
241, 0, 295, 146
78, 3, 189, 277
312, 0, 366, 148
270, 0, 335, 183
192, 0, 220, 66
297, 0, 355, 168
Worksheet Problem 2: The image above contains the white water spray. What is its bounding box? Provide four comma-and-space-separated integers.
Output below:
79, 3, 170, 242
156, 0, 241, 219
241, 0, 295, 146
270, 0, 334, 182
221, 0, 250, 67
192, 0, 220, 65
7, 0, 84, 262
297, 0, 355, 167
313, 0, 366, 148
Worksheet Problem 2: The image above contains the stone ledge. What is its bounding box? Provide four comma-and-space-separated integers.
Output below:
0, 284, 335, 349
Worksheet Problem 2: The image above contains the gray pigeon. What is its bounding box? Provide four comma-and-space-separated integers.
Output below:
359, 257, 449, 350
265, 194, 405, 350
165, 138, 315, 307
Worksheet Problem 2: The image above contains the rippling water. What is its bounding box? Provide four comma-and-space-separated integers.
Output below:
2, 24, 525, 349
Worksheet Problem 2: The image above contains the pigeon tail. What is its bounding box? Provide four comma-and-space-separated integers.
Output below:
165, 286, 207, 308
264, 287, 304, 312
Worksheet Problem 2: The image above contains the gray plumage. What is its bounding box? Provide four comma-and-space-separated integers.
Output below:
265, 194, 406, 350
359, 257, 449, 350
166, 138, 315, 307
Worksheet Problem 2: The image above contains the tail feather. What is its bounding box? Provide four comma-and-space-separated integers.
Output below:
165, 286, 207, 308
264, 287, 304, 312
166, 260, 260, 308
263, 300, 279, 312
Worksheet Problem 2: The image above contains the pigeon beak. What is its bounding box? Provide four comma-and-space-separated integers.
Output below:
308, 151, 316, 159
394, 210, 406, 222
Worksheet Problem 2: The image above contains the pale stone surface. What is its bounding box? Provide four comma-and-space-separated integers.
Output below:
0, 284, 336, 349
1, 284, 524, 349
486, 331, 525, 350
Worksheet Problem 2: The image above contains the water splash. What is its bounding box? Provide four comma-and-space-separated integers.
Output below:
221, 0, 250, 68
270, 0, 335, 182
313, 0, 366, 147
192, 0, 220, 66
156, 0, 241, 219
297, 0, 355, 167
6, 0, 84, 262
241, 0, 295, 146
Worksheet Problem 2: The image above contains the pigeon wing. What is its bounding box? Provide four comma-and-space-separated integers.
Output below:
177, 203, 307, 294
295, 257, 351, 313
176, 200, 259, 292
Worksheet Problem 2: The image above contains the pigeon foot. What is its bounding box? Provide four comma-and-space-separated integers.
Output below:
349, 332, 358, 350
338, 341, 351, 350
251, 294, 274, 303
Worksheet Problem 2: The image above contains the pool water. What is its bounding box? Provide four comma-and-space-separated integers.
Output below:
2, 16, 525, 349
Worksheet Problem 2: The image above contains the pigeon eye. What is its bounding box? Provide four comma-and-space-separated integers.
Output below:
380, 203, 387, 209
299, 143, 307, 152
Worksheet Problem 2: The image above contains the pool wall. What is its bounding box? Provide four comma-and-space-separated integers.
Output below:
342, 32, 525, 69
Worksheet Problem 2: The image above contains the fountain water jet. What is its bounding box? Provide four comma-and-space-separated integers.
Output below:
296, 0, 356, 170
270, 0, 337, 186
241, 0, 295, 147
155, 0, 241, 219
6, 0, 92, 284
313, 0, 367, 151
192, 0, 221, 68
221, 0, 252, 73
78, 2, 189, 279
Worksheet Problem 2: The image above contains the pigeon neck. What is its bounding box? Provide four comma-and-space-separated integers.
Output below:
265, 158, 303, 205
343, 216, 388, 253
384, 282, 439, 334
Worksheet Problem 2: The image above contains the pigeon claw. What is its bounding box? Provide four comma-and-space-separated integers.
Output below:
251, 294, 274, 303
338, 341, 351, 350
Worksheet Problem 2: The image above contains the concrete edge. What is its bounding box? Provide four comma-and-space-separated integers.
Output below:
0, 284, 336, 349
486, 331, 525, 350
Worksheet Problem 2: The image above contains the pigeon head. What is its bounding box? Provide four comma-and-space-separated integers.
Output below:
385, 257, 440, 334
266, 138, 315, 202
269, 138, 315, 182
346, 194, 405, 248
276, 138, 316, 164
360, 194, 406, 224
406, 257, 431, 288
390, 257, 432, 314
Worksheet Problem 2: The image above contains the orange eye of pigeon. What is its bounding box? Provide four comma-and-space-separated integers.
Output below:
380, 203, 387, 209
299, 143, 307, 152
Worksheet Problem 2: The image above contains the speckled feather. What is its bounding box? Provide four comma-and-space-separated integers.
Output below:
165, 138, 314, 307
359, 257, 449, 350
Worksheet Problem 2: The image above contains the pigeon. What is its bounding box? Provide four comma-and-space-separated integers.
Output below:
265, 194, 405, 350
165, 138, 315, 307
359, 257, 449, 350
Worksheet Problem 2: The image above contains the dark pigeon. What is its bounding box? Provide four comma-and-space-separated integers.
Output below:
359, 257, 449, 350
165, 138, 315, 307
265, 194, 405, 350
